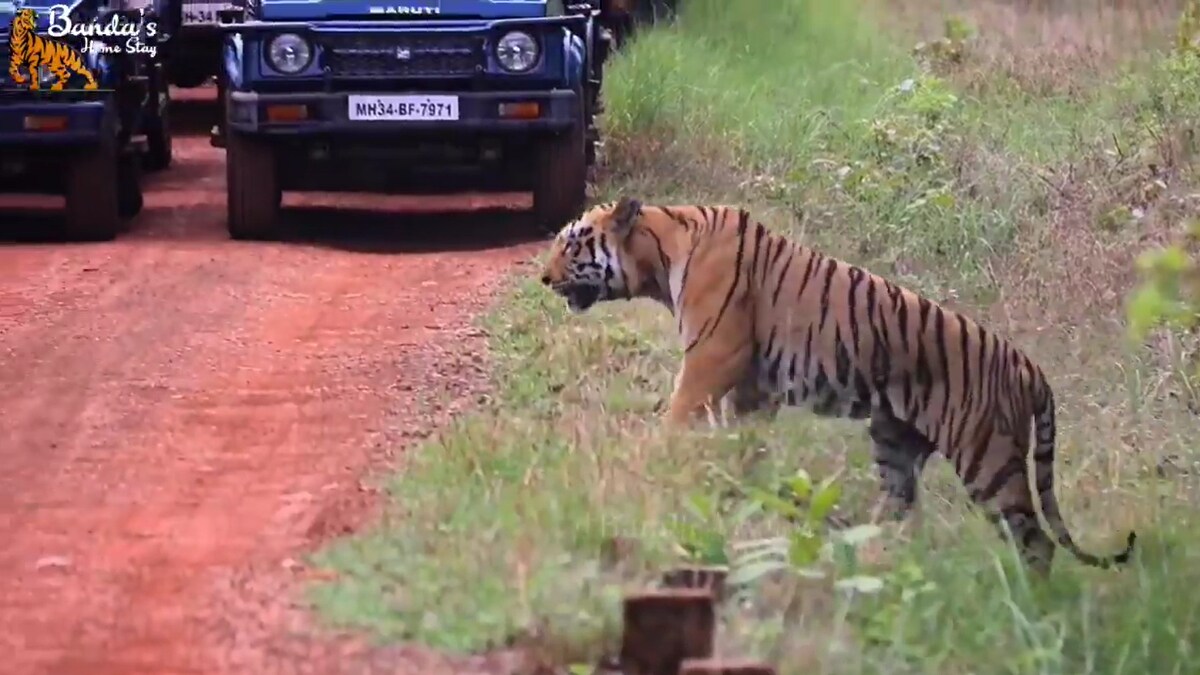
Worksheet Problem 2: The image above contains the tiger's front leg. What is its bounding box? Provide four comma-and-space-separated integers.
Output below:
68, 61, 99, 90
663, 343, 753, 429
9, 60, 28, 85
27, 61, 40, 90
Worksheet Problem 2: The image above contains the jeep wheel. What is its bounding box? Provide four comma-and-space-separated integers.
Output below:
533, 102, 587, 235
211, 73, 229, 149
64, 139, 120, 241
144, 83, 173, 172
118, 153, 144, 218
226, 132, 281, 240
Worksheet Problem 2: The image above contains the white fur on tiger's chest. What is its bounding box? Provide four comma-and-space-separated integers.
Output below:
667, 261, 688, 332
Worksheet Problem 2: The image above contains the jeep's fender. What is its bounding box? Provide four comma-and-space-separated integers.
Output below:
222, 33, 245, 88
563, 28, 586, 90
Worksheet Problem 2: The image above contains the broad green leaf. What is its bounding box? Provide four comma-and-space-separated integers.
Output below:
685, 493, 716, 520
788, 531, 823, 567
834, 575, 885, 594
809, 478, 843, 523
1127, 285, 1169, 341
787, 469, 813, 501
730, 498, 765, 526
747, 486, 803, 521
728, 559, 788, 587
929, 190, 956, 209
837, 524, 883, 547
1158, 246, 1191, 274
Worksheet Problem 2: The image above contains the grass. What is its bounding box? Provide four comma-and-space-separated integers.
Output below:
306, 0, 1200, 673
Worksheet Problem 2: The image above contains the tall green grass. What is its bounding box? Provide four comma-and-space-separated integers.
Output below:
602, 0, 912, 166
599, 0, 1034, 292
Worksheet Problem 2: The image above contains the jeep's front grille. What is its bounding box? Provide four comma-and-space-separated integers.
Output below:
322, 34, 482, 78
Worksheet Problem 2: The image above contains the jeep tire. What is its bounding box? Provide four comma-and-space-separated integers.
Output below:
118, 152, 144, 218
532, 98, 587, 235
144, 80, 173, 172
64, 138, 121, 241
226, 132, 281, 240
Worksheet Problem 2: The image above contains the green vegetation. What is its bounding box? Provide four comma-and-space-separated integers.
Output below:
308, 0, 1200, 673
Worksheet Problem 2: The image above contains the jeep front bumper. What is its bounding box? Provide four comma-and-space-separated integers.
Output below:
226, 89, 578, 136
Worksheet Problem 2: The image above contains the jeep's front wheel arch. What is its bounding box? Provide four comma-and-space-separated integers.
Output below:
532, 97, 588, 234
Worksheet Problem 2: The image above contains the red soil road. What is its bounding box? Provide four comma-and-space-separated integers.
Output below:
0, 88, 543, 674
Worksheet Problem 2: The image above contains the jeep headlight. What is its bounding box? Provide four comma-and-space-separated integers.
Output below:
267, 33, 312, 74
495, 30, 539, 73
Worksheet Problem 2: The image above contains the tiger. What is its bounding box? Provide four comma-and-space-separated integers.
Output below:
8, 8, 99, 92
538, 196, 1137, 576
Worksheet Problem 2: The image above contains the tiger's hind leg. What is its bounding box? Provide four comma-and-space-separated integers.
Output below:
48, 59, 70, 91
986, 505, 1055, 577
866, 409, 935, 528
49, 54, 97, 90
956, 425, 1056, 576
72, 61, 98, 90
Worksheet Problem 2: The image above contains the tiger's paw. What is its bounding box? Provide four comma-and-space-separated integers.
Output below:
83, 82, 98, 90
49, 82, 65, 91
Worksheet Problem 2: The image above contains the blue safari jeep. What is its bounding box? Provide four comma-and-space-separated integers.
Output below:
220, 0, 619, 240
0, 0, 176, 240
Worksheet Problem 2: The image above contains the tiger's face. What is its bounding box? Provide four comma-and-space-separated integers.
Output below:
539, 198, 642, 313
12, 9, 37, 35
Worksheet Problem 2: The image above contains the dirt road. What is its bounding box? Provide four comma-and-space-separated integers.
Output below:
0, 90, 541, 674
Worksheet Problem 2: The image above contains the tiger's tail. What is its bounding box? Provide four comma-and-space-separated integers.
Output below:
1030, 375, 1136, 569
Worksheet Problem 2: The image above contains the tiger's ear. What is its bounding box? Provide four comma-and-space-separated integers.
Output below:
611, 196, 642, 239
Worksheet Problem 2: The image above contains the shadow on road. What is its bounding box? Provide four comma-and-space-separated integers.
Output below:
168, 86, 221, 136
286, 206, 548, 254
0, 204, 549, 253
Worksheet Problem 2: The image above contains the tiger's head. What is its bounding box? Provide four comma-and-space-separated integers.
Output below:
11, 8, 38, 37
540, 196, 668, 314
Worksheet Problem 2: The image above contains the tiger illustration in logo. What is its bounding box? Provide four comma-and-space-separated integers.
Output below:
8, 8, 99, 91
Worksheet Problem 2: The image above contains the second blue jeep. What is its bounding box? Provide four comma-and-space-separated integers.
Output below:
220, 0, 617, 240
0, 0, 176, 240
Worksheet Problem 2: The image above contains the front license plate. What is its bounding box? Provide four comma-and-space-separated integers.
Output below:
182, 3, 234, 24
347, 95, 460, 122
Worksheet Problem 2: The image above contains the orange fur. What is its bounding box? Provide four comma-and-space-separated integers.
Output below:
539, 197, 1136, 575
